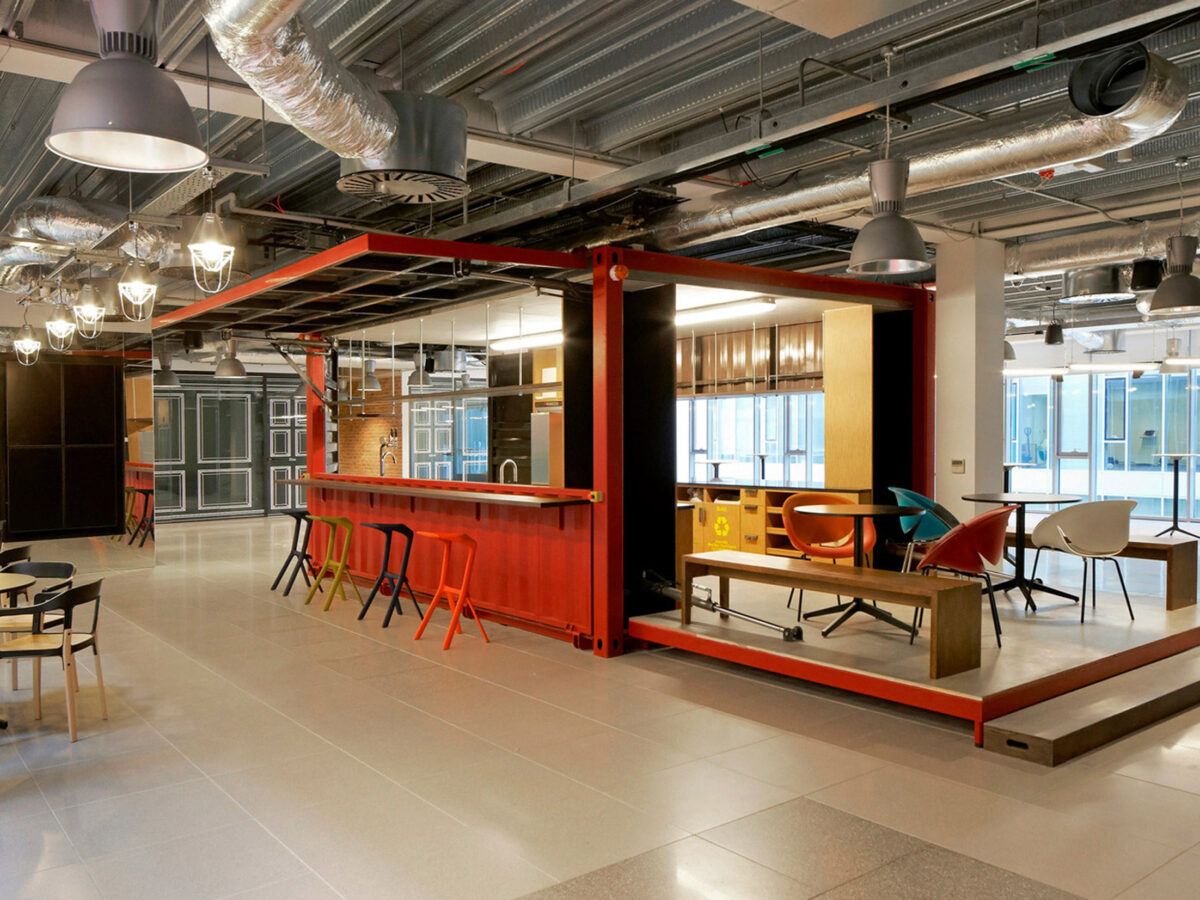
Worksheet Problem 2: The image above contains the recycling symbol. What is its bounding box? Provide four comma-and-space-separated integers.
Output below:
714, 516, 730, 537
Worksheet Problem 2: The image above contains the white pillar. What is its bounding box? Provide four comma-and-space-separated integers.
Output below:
935, 238, 1005, 522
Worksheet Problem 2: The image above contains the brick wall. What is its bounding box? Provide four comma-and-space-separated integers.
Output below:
338, 414, 404, 477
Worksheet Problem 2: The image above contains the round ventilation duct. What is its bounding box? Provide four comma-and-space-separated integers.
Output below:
337, 92, 468, 203
1061, 265, 1134, 303
1069, 44, 1151, 116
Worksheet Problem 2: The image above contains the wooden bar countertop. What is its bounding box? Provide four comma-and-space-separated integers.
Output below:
283, 474, 594, 509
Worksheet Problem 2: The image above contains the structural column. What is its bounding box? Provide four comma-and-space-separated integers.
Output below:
934, 238, 1005, 521
592, 247, 624, 657
306, 345, 326, 477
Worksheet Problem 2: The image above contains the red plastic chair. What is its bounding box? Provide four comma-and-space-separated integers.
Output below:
918, 505, 1017, 647
782, 492, 876, 622
413, 532, 489, 650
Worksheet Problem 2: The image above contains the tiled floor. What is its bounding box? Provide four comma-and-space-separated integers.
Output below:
1, 517, 1199, 898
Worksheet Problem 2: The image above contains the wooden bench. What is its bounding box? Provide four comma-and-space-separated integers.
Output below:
681, 550, 982, 678
1006, 530, 1196, 611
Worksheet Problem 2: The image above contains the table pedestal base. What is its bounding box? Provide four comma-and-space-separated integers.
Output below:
1157, 524, 1200, 539
804, 598, 917, 637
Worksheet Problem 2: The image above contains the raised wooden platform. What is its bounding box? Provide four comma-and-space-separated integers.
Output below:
628, 564, 1200, 746
984, 647, 1200, 765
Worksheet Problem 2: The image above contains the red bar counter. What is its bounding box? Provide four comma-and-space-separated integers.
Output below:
290, 475, 596, 643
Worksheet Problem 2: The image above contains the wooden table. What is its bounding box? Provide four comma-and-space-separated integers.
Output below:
790, 503, 923, 636
1153, 453, 1200, 539
681, 550, 982, 678
963, 492, 1081, 609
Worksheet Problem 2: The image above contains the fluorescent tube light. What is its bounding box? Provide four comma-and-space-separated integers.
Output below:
1067, 361, 1161, 373
675, 297, 776, 326
489, 330, 564, 352
1003, 366, 1070, 377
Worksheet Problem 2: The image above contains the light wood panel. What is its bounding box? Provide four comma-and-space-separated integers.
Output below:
822, 306, 872, 491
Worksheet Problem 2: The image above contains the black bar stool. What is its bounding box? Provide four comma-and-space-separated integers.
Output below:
359, 522, 420, 626
129, 488, 154, 547
272, 511, 321, 597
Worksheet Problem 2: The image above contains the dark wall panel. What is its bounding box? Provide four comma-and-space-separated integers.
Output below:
64, 364, 118, 445
872, 309, 915, 570
65, 446, 121, 528
7, 447, 64, 534
623, 284, 677, 617
4, 358, 123, 541
562, 293, 593, 488
6, 361, 62, 446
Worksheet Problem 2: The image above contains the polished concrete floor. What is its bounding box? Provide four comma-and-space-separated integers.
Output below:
2, 517, 1200, 898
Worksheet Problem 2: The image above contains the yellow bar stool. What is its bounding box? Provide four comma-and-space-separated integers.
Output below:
305, 516, 363, 611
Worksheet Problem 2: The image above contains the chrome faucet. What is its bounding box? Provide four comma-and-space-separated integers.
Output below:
379, 428, 399, 476
498, 458, 518, 484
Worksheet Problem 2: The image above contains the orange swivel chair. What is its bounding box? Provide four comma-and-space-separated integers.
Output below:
918, 505, 1017, 647
782, 492, 875, 623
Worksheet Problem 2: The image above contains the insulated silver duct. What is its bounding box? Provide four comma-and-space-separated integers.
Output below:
0, 247, 57, 292
632, 47, 1186, 251
1006, 217, 1200, 276
200, 0, 397, 164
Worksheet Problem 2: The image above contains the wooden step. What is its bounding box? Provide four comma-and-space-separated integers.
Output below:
983, 647, 1200, 766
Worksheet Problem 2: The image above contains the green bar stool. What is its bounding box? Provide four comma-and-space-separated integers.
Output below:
306, 516, 363, 612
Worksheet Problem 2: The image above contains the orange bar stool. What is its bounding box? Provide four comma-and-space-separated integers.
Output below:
412, 532, 489, 650
305, 516, 363, 612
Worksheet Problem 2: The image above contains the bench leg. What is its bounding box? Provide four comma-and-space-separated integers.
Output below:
681, 568, 693, 625
718, 577, 729, 619
1165, 544, 1196, 611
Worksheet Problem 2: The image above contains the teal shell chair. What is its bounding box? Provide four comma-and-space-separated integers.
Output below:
889, 487, 960, 571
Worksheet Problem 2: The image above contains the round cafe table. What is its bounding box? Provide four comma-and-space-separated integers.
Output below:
962, 492, 1081, 609
791, 503, 923, 637
0, 572, 36, 731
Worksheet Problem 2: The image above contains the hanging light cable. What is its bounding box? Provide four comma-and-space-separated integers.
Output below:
1149, 157, 1200, 315
188, 37, 236, 294
119, 174, 157, 321
848, 46, 931, 275
13, 300, 41, 365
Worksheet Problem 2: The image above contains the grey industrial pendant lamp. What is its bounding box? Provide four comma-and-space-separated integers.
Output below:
848, 48, 930, 275
1149, 159, 1200, 315
214, 333, 248, 378
46, 0, 206, 173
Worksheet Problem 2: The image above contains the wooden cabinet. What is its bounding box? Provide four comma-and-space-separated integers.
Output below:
677, 483, 872, 560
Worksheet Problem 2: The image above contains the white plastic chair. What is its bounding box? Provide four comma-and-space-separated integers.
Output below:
1030, 500, 1136, 623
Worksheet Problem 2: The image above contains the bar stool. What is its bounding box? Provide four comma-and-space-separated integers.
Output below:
413, 532, 488, 650
129, 488, 154, 547
306, 516, 362, 611
272, 511, 322, 597
358, 522, 420, 626
119, 488, 138, 541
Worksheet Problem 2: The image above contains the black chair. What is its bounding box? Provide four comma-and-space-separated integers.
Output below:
0, 545, 32, 570
129, 488, 154, 547
0, 561, 75, 689
0, 580, 107, 741
358, 522, 421, 627
272, 511, 322, 597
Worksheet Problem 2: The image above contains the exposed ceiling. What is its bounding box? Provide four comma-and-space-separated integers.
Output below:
0, 0, 1198, 355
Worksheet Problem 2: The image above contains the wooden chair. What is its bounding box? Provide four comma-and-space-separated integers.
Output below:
0, 581, 107, 742
0, 561, 75, 690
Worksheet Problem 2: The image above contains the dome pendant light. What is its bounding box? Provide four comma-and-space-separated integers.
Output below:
13, 301, 41, 366
362, 358, 382, 392
1150, 158, 1200, 315
72, 280, 105, 339
45, 0, 206, 173
214, 334, 248, 378
46, 301, 77, 352
188, 44, 235, 294
848, 48, 930, 276
154, 347, 181, 388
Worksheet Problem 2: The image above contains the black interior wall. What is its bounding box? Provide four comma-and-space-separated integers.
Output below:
872, 309, 915, 570
561, 292, 593, 488
2, 357, 124, 541
623, 284, 677, 616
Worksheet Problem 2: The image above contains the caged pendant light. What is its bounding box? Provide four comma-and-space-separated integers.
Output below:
848, 48, 930, 275
13, 301, 41, 366
72, 278, 105, 339
118, 176, 157, 321
188, 40, 236, 294
45, 292, 77, 352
